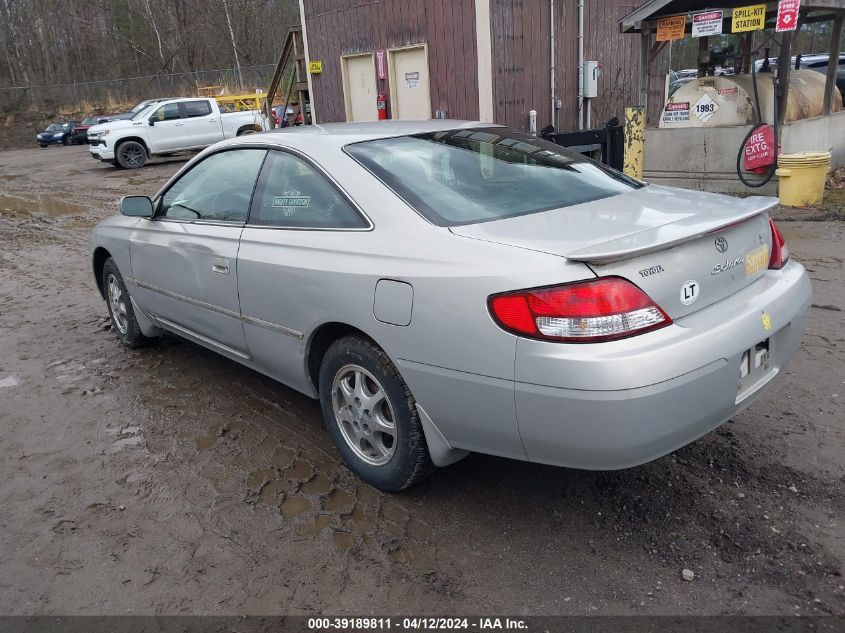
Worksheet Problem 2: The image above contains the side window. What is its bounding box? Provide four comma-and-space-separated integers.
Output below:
250, 151, 366, 228
182, 100, 212, 118
160, 149, 267, 223
153, 103, 181, 121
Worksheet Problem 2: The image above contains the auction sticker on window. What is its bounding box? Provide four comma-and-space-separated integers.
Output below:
693, 93, 719, 122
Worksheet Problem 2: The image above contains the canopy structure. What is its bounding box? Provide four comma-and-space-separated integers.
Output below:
620, 0, 845, 121
621, 0, 845, 33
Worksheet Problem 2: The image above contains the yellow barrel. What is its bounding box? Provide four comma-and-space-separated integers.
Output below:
775, 151, 831, 207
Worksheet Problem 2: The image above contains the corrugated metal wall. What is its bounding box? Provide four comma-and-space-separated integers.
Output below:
303, 0, 479, 123
490, 0, 649, 132
303, 0, 659, 130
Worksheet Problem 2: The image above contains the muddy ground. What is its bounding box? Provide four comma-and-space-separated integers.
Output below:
0, 145, 843, 616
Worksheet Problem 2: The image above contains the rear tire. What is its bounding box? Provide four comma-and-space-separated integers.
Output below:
39, 144, 47, 149
116, 140, 147, 169
318, 335, 434, 491
102, 258, 155, 348
62, 135, 69, 146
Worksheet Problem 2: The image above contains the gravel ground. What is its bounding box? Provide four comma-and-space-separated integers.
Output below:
0, 145, 843, 616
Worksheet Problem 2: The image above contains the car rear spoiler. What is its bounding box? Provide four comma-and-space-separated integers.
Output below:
564, 197, 778, 264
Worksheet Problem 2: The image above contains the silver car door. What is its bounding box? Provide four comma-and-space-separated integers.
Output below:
129, 148, 267, 358
237, 149, 371, 392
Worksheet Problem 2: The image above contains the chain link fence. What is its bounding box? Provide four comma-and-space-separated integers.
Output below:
0, 64, 278, 114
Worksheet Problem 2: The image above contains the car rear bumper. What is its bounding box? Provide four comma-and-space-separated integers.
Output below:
513, 259, 811, 469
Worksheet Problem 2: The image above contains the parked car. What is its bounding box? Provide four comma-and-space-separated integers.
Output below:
87, 97, 269, 169
90, 121, 811, 491
71, 115, 114, 144
36, 121, 80, 148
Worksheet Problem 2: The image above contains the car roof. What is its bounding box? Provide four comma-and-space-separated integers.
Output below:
215, 120, 497, 153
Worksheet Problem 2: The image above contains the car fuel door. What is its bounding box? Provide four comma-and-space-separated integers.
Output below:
128, 148, 267, 359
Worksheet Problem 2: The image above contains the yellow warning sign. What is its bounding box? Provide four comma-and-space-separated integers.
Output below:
308, 60, 323, 74
732, 4, 766, 32
656, 15, 686, 41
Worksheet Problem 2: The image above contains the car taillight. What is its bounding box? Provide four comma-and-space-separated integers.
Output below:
488, 277, 672, 343
768, 219, 789, 270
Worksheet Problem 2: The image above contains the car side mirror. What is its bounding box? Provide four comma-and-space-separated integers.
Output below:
148, 117, 156, 126
98, 118, 108, 124
120, 195, 154, 218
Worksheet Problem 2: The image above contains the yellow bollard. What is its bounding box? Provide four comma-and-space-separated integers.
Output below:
775, 152, 831, 207
624, 107, 645, 180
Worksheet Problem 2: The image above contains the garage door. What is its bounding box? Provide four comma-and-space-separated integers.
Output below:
343, 54, 378, 122
389, 46, 431, 120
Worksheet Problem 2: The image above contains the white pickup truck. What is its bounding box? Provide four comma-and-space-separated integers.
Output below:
87, 97, 268, 169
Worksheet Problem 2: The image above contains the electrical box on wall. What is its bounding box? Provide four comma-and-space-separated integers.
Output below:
583, 61, 600, 98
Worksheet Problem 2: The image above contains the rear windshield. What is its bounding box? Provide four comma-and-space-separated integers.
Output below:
344, 127, 641, 226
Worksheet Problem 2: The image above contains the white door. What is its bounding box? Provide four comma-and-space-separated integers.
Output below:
178, 99, 221, 148
146, 102, 185, 152
389, 46, 430, 120
343, 54, 378, 122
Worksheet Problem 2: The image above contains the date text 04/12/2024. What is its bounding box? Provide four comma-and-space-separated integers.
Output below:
307, 617, 529, 630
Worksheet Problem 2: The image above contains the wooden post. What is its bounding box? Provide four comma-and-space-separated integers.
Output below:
624, 106, 645, 180
823, 15, 844, 115
697, 36, 709, 77
639, 29, 650, 108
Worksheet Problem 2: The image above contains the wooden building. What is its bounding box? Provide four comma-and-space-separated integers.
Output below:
298, 0, 649, 132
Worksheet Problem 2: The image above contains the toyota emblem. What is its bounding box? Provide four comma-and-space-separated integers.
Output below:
715, 236, 729, 253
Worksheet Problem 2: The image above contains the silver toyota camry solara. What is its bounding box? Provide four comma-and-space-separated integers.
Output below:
90, 120, 811, 491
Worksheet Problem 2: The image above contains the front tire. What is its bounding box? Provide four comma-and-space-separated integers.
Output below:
319, 335, 434, 491
102, 258, 155, 348
62, 135, 70, 146
116, 140, 147, 169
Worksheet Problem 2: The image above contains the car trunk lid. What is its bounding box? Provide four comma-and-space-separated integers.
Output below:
449, 185, 776, 319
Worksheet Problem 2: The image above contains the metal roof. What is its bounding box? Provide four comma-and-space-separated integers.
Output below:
620, 0, 845, 33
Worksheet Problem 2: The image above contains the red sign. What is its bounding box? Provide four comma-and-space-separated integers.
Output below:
744, 125, 775, 170
776, 0, 800, 31
376, 48, 386, 80
665, 102, 690, 111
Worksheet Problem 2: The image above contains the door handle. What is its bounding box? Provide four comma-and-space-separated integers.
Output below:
211, 257, 230, 275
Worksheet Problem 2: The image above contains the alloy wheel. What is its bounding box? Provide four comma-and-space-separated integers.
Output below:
107, 274, 129, 334
120, 144, 145, 168
331, 364, 397, 466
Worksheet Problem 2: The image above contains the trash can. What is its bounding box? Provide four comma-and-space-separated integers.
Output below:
775, 151, 831, 207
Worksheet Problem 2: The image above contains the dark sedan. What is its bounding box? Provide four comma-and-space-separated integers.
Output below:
71, 115, 114, 144
36, 122, 80, 148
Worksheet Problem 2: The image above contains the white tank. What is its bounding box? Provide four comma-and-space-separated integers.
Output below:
659, 69, 842, 128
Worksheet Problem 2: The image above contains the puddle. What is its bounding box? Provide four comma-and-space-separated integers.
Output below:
0, 376, 21, 389
108, 435, 144, 453
332, 531, 357, 550
280, 496, 311, 519
301, 473, 333, 495
259, 480, 292, 505
295, 514, 333, 537
0, 193, 86, 216
247, 468, 276, 490
344, 505, 375, 532
323, 488, 354, 513
195, 435, 218, 449
283, 460, 312, 480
